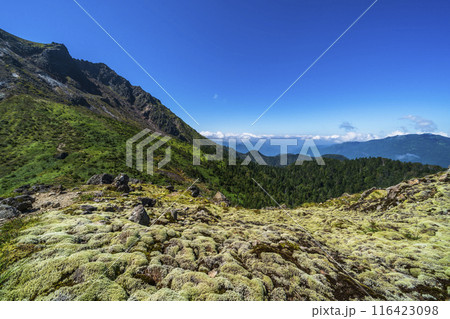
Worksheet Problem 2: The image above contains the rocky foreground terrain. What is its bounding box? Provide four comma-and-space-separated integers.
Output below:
0, 172, 449, 301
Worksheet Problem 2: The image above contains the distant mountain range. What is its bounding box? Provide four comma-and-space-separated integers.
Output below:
319, 134, 450, 168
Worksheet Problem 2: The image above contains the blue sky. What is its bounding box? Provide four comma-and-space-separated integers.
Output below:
1, 0, 449, 141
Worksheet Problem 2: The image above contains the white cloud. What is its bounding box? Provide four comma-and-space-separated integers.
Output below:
212, 93, 218, 100
200, 131, 380, 143
401, 115, 437, 132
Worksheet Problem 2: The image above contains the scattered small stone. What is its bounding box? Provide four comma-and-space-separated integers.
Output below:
52, 184, 65, 194
30, 184, 51, 194
40, 201, 53, 209
165, 185, 175, 192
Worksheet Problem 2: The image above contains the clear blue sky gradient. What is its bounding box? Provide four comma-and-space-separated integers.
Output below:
1, 0, 449, 138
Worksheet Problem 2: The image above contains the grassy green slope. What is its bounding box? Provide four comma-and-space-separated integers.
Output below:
0, 95, 193, 194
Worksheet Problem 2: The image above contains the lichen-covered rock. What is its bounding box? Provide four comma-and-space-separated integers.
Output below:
129, 205, 150, 226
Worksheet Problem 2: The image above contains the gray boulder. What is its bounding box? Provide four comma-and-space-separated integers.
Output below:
0, 195, 34, 212
0, 205, 20, 219
129, 205, 150, 226
113, 173, 130, 193
86, 173, 114, 185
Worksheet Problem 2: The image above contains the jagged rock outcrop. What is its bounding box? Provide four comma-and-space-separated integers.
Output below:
344, 172, 447, 212
0, 28, 202, 143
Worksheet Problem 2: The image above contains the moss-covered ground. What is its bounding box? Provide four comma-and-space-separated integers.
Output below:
0, 173, 448, 300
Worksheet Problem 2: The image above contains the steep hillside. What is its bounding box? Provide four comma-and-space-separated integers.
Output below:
0, 28, 201, 142
320, 134, 450, 168
0, 171, 448, 300
0, 95, 196, 195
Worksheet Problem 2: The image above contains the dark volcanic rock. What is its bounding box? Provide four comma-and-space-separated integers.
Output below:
0, 205, 20, 219
14, 184, 30, 194
129, 205, 150, 226
103, 204, 120, 212
189, 185, 200, 198
80, 205, 97, 212
0, 195, 34, 212
86, 173, 114, 185
54, 152, 69, 159
139, 197, 156, 208
112, 173, 130, 193
30, 184, 52, 194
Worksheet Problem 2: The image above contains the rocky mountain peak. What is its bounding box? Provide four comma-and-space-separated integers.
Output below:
0, 28, 201, 142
